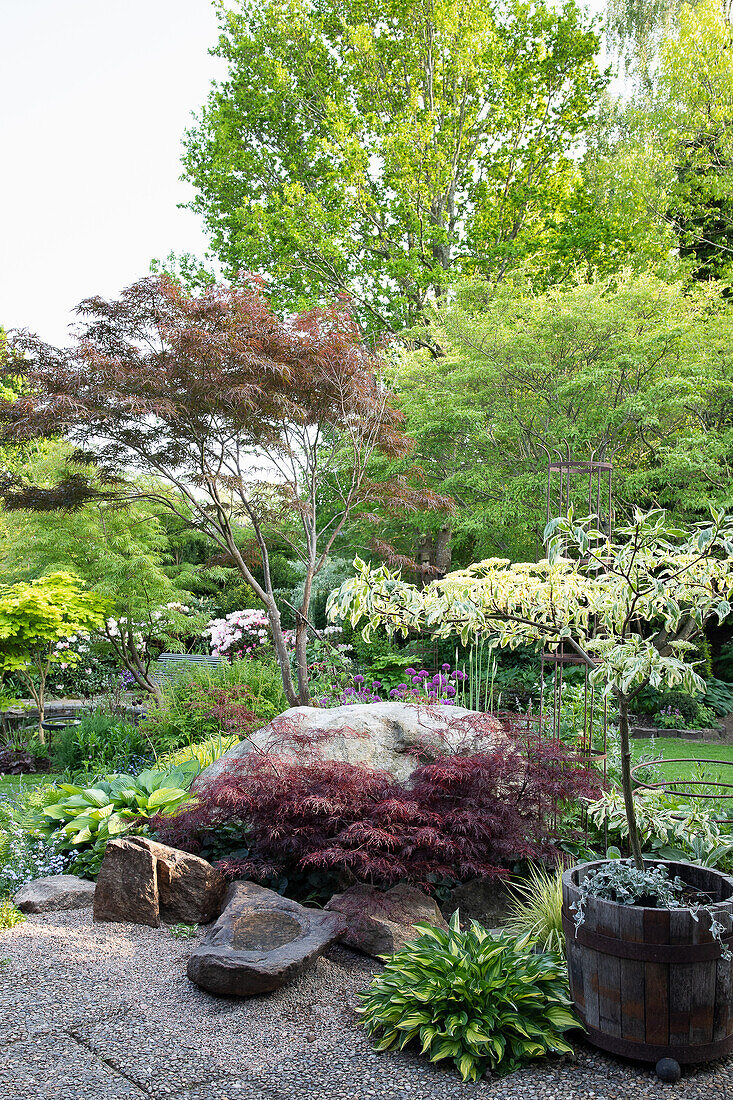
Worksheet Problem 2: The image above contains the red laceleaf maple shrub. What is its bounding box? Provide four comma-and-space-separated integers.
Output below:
157, 720, 600, 894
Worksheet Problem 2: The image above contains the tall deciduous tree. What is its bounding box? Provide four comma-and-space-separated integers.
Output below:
0, 275, 444, 706
372, 272, 733, 566
182, 0, 606, 338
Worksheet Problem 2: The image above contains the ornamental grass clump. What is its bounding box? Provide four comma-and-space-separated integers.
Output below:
358, 913, 579, 1081
504, 863, 565, 954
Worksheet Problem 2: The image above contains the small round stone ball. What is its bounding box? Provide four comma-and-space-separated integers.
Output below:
656, 1058, 682, 1083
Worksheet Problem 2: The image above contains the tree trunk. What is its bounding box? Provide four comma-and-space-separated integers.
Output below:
618, 692, 644, 868
264, 601, 300, 708
294, 569, 315, 705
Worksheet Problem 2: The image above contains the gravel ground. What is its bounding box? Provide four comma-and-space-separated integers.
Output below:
1, 910, 733, 1100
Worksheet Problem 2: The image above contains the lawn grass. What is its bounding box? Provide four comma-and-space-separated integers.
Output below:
632, 737, 733, 795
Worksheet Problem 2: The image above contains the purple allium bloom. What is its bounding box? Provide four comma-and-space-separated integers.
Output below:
372, 680, 382, 689
405, 667, 416, 676
354, 674, 365, 683
441, 662, 451, 671
418, 670, 429, 680
411, 676, 420, 684
445, 685, 456, 696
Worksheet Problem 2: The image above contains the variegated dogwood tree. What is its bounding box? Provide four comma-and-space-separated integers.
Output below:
328, 509, 733, 867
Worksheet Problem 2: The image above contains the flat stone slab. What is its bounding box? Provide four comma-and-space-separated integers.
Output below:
15, 874, 95, 913
187, 880, 346, 996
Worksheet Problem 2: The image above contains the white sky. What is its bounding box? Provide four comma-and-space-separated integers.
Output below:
2, 0, 612, 349
1, 0, 223, 345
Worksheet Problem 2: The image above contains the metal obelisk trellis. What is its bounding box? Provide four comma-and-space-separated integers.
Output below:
539, 445, 613, 793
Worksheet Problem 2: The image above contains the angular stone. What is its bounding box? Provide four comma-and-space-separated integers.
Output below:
195, 702, 507, 789
125, 837, 226, 924
325, 882, 447, 957
187, 880, 346, 996
14, 874, 96, 913
93, 838, 160, 927
443, 875, 513, 928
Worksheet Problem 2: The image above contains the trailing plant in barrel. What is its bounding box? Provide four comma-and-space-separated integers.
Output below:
358, 913, 578, 1081
329, 509, 733, 868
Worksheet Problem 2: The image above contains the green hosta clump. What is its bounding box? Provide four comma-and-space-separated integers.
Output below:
37, 761, 199, 877
358, 914, 579, 1081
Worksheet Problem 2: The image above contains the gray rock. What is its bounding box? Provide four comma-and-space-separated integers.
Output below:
14, 874, 95, 913
443, 875, 513, 928
194, 702, 506, 789
126, 837, 226, 924
187, 880, 346, 996
325, 882, 447, 957
94, 838, 160, 927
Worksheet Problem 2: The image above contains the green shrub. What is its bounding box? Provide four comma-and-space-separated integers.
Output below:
635, 687, 716, 727
358, 913, 578, 1081
50, 712, 152, 773
504, 864, 565, 955
704, 677, 733, 717
157, 733, 238, 771
0, 897, 25, 931
139, 659, 286, 754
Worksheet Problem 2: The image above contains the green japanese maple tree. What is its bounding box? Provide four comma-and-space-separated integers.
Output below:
0, 572, 108, 740
328, 509, 733, 866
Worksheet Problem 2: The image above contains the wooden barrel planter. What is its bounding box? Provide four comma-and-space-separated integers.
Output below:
562, 860, 733, 1066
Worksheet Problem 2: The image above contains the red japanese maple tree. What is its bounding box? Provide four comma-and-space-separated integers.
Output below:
1, 275, 446, 704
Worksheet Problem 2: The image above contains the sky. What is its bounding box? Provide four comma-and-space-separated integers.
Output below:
1, 0, 224, 346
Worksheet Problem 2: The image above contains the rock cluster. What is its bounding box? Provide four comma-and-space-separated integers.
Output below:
93, 836, 226, 928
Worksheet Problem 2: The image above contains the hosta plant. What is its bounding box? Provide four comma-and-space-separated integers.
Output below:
357, 913, 579, 1081
37, 761, 199, 877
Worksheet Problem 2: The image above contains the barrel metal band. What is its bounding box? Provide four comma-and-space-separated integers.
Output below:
582, 1022, 733, 1065
561, 911, 733, 963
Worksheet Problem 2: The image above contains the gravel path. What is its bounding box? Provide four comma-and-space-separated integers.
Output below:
1, 911, 733, 1099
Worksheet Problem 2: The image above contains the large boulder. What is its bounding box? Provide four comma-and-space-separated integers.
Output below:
194, 702, 505, 790
443, 876, 513, 929
129, 837, 227, 924
93, 837, 226, 927
325, 882, 448, 957
187, 880, 346, 996
14, 874, 95, 913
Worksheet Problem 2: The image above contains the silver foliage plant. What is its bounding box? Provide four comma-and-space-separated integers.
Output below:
572, 860, 733, 961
